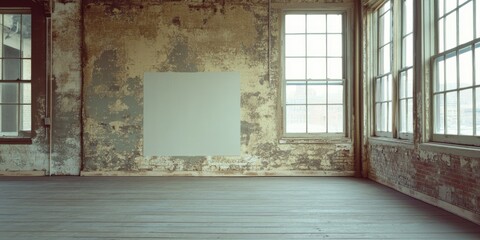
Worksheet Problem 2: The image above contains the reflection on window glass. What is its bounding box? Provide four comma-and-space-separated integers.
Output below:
284, 13, 344, 134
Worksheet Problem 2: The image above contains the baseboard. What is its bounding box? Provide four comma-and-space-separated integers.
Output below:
371, 177, 480, 226
80, 170, 356, 177
0, 170, 46, 176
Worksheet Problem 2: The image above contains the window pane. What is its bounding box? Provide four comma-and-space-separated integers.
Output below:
438, 18, 445, 52
399, 99, 407, 132
3, 14, 21, 59
459, 2, 474, 45
376, 103, 383, 131
407, 68, 413, 98
286, 81, 306, 104
476, 44, 480, 83
327, 34, 342, 57
285, 15, 305, 34
386, 75, 392, 101
308, 105, 326, 133
22, 59, 31, 80
445, 52, 457, 90
285, 35, 305, 57
446, 91, 458, 134
307, 35, 326, 56
407, 98, 413, 133
379, 11, 391, 46
376, 78, 383, 101
403, 34, 413, 67
379, 45, 391, 74
459, 89, 473, 135
400, 71, 406, 99
307, 14, 326, 33
459, 47, 473, 88
459, 0, 469, 6
388, 102, 392, 132
286, 105, 306, 133
0, 105, 18, 135
438, 0, 444, 17
434, 93, 445, 134
445, 0, 457, 14
445, 12, 457, 50
327, 58, 342, 79
404, 0, 413, 34
327, 82, 343, 104
307, 58, 326, 79
0, 83, 19, 103
3, 59, 21, 80
382, 103, 389, 131
476, 88, 480, 135
327, 14, 342, 33
20, 83, 31, 104
285, 58, 305, 79
328, 105, 343, 133
435, 57, 445, 92
20, 104, 31, 131
477, 1, 480, 38
307, 81, 326, 104
22, 15, 32, 58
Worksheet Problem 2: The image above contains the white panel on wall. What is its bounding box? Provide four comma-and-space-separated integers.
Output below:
143, 72, 241, 156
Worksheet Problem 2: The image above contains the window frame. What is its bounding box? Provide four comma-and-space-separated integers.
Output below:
0, 0, 46, 144
431, 0, 480, 146
281, 9, 351, 139
372, 0, 415, 140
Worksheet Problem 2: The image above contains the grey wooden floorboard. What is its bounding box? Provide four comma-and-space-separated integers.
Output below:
0, 177, 478, 239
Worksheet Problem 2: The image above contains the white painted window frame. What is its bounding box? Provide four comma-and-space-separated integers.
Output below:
280, 4, 354, 140
431, 0, 480, 146
371, 0, 415, 140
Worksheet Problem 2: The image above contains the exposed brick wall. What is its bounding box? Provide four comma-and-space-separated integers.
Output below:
368, 142, 480, 216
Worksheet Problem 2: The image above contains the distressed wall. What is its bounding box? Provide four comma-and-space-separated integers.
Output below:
367, 142, 480, 222
81, 0, 355, 176
362, 4, 480, 223
0, 0, 82, 175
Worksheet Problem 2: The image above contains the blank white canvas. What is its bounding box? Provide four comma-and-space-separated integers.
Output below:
143, 72, 240, 156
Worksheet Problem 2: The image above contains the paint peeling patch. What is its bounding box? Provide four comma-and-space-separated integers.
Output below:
109, 99, 129, 113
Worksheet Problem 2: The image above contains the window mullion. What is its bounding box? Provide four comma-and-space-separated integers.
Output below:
304, 14, 308, 133
473, 48, 477, 136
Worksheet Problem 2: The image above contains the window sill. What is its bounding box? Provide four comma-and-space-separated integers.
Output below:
279, 136, 351, 145
0, 138, 32, 145
368, 137, 415, 149
419, 142, 480, 159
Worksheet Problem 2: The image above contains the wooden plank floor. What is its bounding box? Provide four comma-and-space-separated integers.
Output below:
0, 177, 478, 239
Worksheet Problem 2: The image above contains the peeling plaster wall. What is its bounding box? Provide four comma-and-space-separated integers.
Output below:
0, 0, 82, 175
82, 0, 355, 176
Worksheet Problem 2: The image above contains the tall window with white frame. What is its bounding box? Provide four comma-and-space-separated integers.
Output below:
398, 0, 414, 138
375, 2, 393, 136
283, 12, 345, 135
373, 0, 414, 139
433, 0, 480, 145
0, 11, 32, 138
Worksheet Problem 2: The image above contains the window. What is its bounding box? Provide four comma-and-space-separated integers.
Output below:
398, 0, 414, 138
374, 2, 393, 136
432, 0, 480, 145
283, 12, 345, 136
373, 0, 414, 139
0, 1, 46, 144
0, 11, 32, 138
